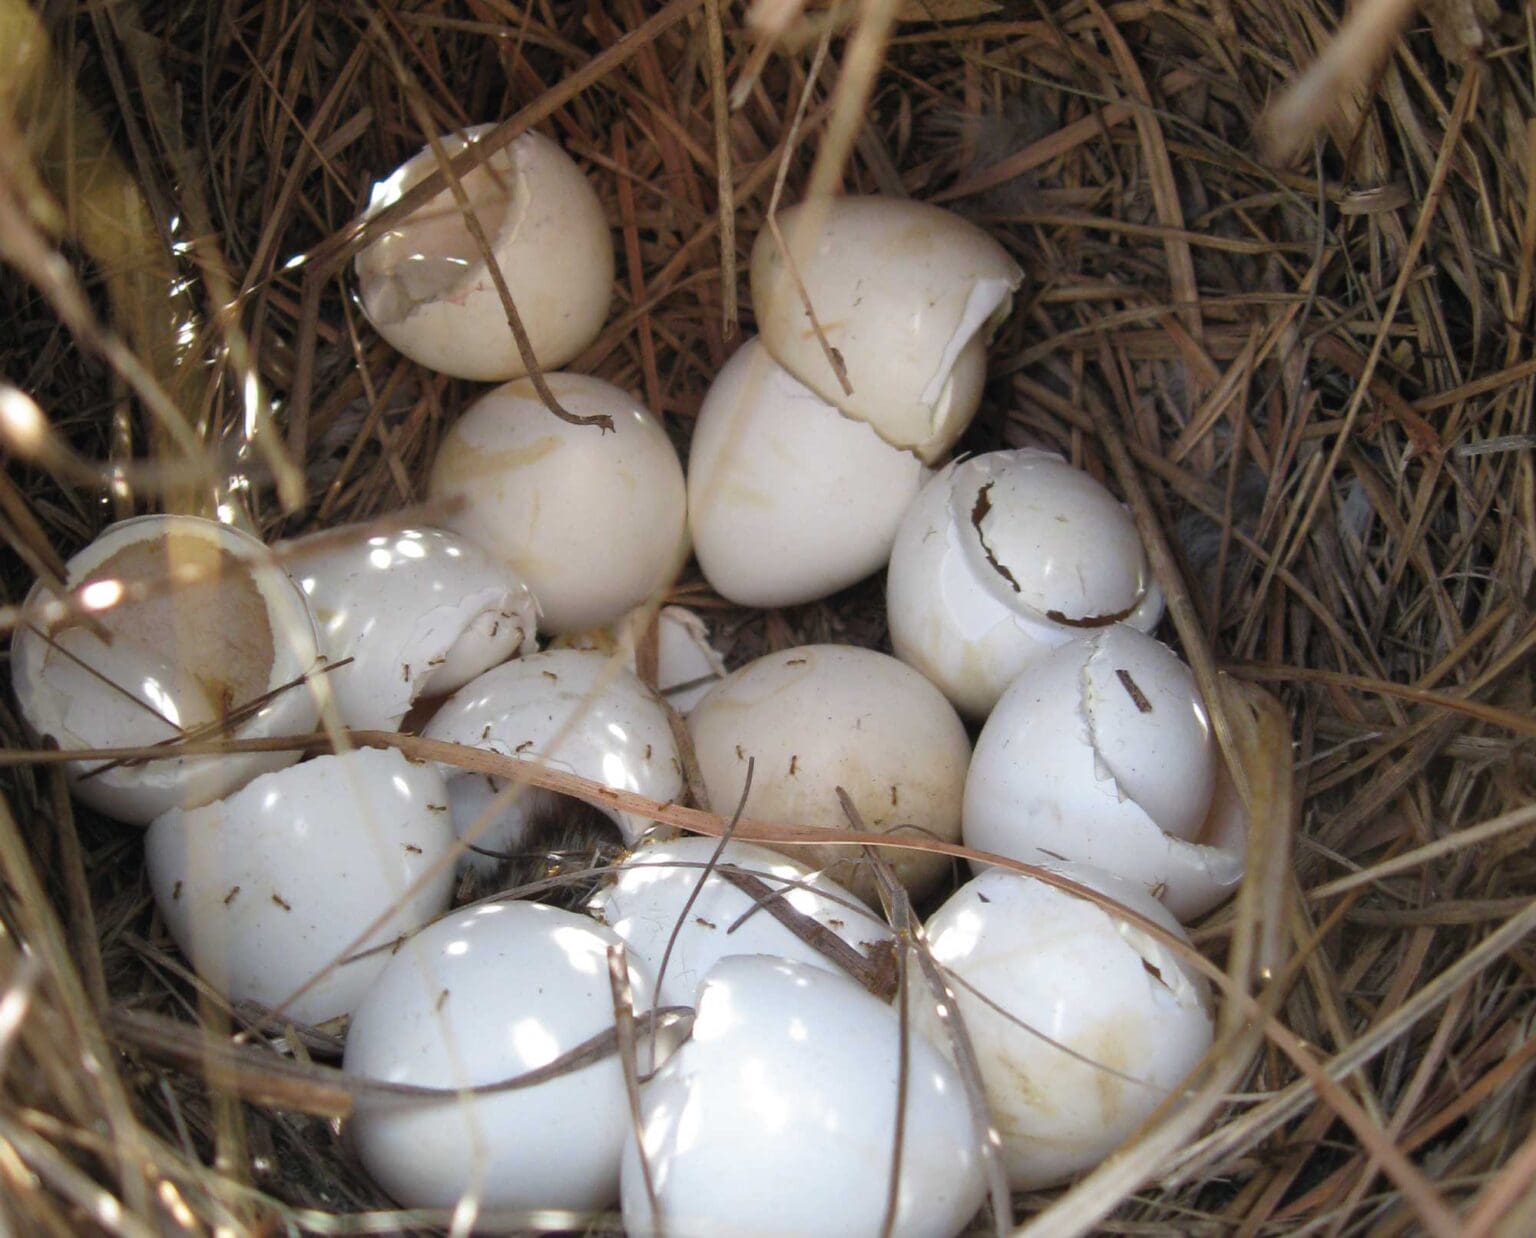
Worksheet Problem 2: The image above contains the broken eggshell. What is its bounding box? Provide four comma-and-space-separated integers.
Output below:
750, 196, 1022, 463
924, 863, 1215, 1190
963, 625, 1246, 921
10, 514, 321, 825
887, 449, 1164, 719
281, 524, 538, 731
145, 747, 455, 1025
554, 604, 726, 715
355, 125, 613, 381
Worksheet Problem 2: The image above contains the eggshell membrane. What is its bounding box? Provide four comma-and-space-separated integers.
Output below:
555, 605, 726, 715
283, 524, 538, 731
144, 748, 454, 1025
422, 649, 683, 869
587, 836, 893, 1009
687, 645, 971, 902
750, 196, 1021, 463
10, 515, 320, 825
355, 125, 613, 381
428, 373, 687, 634
620, 955, 985, 1238
344, 901, 654, 1211
687, 337, 930, 607
924, 864, 1214, 1189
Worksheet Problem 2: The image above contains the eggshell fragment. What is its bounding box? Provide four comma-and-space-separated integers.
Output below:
11, 515, 321, 825
924, 864, 1214, 1190
750, 197, 1022, 463
687, 338, 930, 607
621, 955, 985, 1238
588, 836, 893, 1009
355, 125, 612, 381
687, 645, 971, 902
145, 748, 455, 1025
427, 373, 687, 633
344, 901, 654, 1211
888, 449, 1164, 719
555, 604, 726, 715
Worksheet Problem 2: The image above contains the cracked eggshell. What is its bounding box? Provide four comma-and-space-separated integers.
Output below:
750, 196, 1022, 463
587, 836, 893, 1009
283, 524, 538, 731
621, 955, 985, 1238
428, 373, 688, 634
555, 605, 726, 715
145, 747, 455, 1025
925, 863, 1214, 1190
687, 337, 930, 607
687, 645, 971, 903
888, 450, 1164, 719
422, 649, 683, 871
355, 125, 612, 381
10, 515, 320, 825
344, 900, 654, 1211
963, 626, 1244, 921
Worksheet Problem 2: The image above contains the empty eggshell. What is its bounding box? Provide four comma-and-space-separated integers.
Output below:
888, 449, 1165, 719
924, 863, 1214, 1190
588, 835, 893, 1009
555, 604, 726, 715
621, 954, 985, 1238
428, 373, 688, 633
963, 626, 1245, 920
145, 747, 455, 1025
687, 645, 971, 902
344, 900, 654, 1212
422, 649, 683, 871
750, 196, 1022, 463
687, 337, 930, 607
355, 124, 613, 381
10, 514, 321, 825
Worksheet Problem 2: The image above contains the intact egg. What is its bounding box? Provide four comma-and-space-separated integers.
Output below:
10, 515, 320, 825
963, 626, 1246, 920
355, 125, 612, 381
687, 645, 971, 902
750, 196, 1022, 463
887, 449, 1164, 719
428, 373, 687, 634
344, 900, 654, 1212
687, 337, 930, 607
554, 604, 726, 715
145, 747, 455, 1025
924, 863, 1214, 1190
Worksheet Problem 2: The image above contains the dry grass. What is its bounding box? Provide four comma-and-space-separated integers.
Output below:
2, 0, 1535, 1233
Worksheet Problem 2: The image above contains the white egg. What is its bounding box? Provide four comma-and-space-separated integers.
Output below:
587, 835, 893, 1009
924, 863, 1214, 1190
621, 954, 985, 1238
355, 125, 612, 381
144, 747, 454, 1024
964, 626, 1246, 920
887, 449, 1164, 719
428, 373, 688, 634
687, 337, 930, 607
750, 196, 1022, 463
281, 524, 538, 731
344, 900, 653, 1212
422, 649, 683, 871
687, 645, 971, 902
11, 515, 321, 825
554, 604, 726, 715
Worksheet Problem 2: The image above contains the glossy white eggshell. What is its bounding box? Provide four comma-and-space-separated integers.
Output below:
428, 373, 688, 633
344, 901, 653, 1211
355, 125, 612, 381
555, 605, 726, 715
621, 955, 985, 1238
144, 747, 455, 1024
11, 515, 321, 825
750, 197, 1022, 463
588, 836, 893, 1009
924, 863, 1214, 1189
687, 338, 929, 607
687, 645, 971, 902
